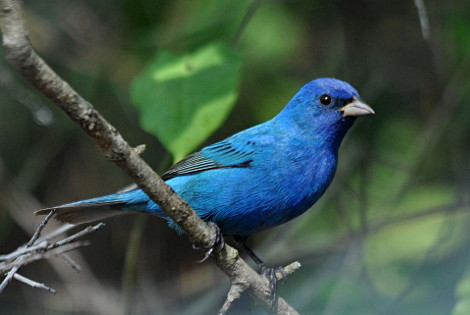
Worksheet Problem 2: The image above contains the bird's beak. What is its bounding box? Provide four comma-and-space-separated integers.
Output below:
339, 97, 375, 117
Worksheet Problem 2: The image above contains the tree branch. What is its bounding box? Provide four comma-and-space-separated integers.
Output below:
0, 0, 299, 313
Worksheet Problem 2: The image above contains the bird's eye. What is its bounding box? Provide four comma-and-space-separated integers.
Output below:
319, 94, 332, 106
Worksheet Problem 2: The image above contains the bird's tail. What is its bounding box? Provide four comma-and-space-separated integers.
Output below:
35, 203, 130, 225
35, 189, 151, 225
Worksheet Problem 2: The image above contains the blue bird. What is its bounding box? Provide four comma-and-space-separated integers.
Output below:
37, 78, 373, 294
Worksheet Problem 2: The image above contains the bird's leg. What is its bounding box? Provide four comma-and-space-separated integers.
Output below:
233, 236, 287, 309
195, 222, 225, 263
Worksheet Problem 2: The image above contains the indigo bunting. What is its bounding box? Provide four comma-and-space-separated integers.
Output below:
37, 78, 373, 290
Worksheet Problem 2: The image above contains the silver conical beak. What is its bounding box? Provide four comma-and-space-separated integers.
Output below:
339, 97, 375, 117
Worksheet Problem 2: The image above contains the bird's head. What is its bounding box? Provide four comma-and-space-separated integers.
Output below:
277, 78, 374, 149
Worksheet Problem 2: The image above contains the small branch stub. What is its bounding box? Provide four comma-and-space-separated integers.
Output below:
133, 144, 146, 156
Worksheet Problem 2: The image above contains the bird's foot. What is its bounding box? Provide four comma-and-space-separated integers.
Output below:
195, 222, 225, 263
260, 264, 288, 309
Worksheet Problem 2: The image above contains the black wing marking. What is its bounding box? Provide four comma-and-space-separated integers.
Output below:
162, 152, 222, 180
162, 141, 254, 180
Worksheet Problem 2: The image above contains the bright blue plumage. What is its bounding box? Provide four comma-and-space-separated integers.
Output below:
38, 78, 374, 237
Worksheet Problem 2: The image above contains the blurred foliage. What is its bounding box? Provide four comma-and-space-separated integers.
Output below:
0, 0, 469, 314
132, 42, 241, 162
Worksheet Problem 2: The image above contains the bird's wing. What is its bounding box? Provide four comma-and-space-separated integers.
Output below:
161, 140, 254, 180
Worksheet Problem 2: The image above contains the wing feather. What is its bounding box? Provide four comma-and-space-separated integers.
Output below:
162, 140, 254, 180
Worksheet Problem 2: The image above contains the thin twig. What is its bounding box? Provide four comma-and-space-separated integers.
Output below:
13, 273, 57, 294
0, 223, 104, 267
1, 242, 89, 272
27, 209, 56, 247
36, 223, 75, 244
0, 210, 57, 293
0, 241, 49, 262
0, 266, 19, 293
0, 216, 104, 293
1, 183, 120, 313
53, 223, 105, 248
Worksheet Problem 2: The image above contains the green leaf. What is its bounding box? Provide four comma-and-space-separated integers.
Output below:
131, 42, 241, 161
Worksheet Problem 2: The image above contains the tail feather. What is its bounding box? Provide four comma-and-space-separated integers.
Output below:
35, 202, 132, 225
36, 189, 156, 225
